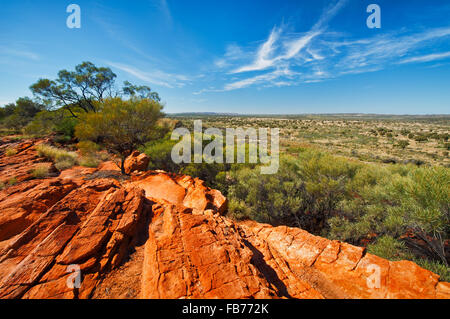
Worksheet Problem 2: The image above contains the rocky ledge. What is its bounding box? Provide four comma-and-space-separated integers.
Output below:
0, 138, 448, 299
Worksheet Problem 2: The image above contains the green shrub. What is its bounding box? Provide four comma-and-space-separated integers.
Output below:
54, 135, 72, 144
226, 151, 357, 232
54, 117, 78, 138
144, 138, 180, 172
0, 181, 5, 190
23, 110, 56, 136
367, 235, 413, 261
75, 97, 164, 174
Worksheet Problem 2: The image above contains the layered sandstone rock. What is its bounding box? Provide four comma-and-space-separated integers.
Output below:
0, 139, 448, 299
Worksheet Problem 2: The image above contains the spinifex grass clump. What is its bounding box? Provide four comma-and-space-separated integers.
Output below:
31, 164, 50, 179
36, 144, 78, 171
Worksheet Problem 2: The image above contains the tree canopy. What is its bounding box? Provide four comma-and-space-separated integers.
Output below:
75, 97, 164, 174
30, 61, 160, 117
0, 97, 44, 130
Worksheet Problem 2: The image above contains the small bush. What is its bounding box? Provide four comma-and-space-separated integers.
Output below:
32, 164, 50, 179
5, 148, 18, 156
0, 181, 5, 190
144, 138, 181, 172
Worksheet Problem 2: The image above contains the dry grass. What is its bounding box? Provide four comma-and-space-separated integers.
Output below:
36, 144, 78, 171
5, 148, 18, 156
31, 164, 50, 179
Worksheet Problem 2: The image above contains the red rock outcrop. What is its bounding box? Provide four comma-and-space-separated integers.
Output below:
0, 138, 448, 299
124, 151, 150, 174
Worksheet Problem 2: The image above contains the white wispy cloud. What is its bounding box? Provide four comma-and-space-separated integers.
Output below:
0, 46, 39, 61
229, 0, 347, 76
106, 61, 189, 88
398, 51, 450, 64
232, 26, 282, 73
225, 68, 297, 90
201, 4, 450, 93
210, 0, 349, 91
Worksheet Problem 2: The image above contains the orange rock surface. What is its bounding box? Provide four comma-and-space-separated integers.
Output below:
124, 151, 150, 175
0, 138, 448, 299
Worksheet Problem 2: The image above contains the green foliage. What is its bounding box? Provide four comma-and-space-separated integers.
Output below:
54, 116, 77, 138
75, 97, 164, 174
1, 97, 44, 130
367, 235, 413, 261
23, 108, 77, 140
122, 81, 161, 102
23, 110, 56, 136
0, 103, 15, 121
30, 62, 160, 116
144, 137, 181, 172
226, 150, 361, 231
76, 140, 103, 167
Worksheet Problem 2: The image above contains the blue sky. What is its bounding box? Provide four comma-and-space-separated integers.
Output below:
1, 0, 450, 114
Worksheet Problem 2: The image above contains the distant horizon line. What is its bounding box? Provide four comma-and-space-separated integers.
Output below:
167, 112, 450, 117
